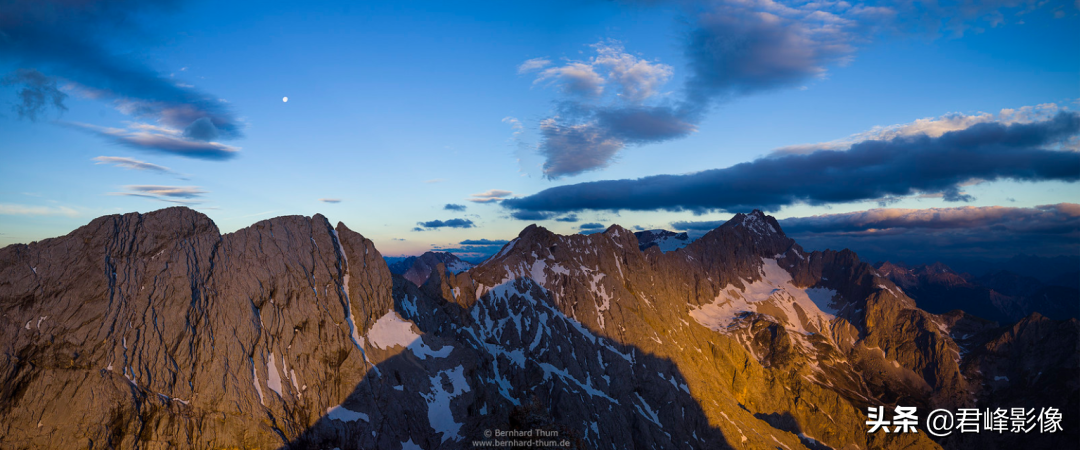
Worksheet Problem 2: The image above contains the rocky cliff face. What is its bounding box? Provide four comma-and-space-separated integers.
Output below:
1, 208, 1075, 450
0, 207, 391, 449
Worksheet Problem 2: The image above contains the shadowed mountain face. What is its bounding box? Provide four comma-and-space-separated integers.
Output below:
1, 208, 1076, 450
876, 261, 1080, 323
633, 229, 692, 253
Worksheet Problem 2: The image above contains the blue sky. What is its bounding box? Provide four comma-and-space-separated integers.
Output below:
1, 0, 1077, 262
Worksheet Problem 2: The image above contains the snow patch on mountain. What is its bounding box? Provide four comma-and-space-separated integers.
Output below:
267, 352, 284, 397
424, 365, 470, 442
367, 309, 453, 359
445, 259, 473, 274
689, 258, 835, 336
806, 287, 840, 315
739, 211, 777, 236
326, 404, 369, 423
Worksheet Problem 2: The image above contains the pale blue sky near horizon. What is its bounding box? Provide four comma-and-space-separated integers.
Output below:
1, 0, 1077, 260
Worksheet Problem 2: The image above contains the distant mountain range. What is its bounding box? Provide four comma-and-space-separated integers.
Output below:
939, 254, 1080, 284
0, 208, 1075, 449
388, 252, 474, 287
875, 261, 1078, 323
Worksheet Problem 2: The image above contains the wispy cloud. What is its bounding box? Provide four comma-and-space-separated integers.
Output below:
504, 110, 1080, 214
110, 185, 207, 204
320, 198, 342, 203
3, 0, 243, 157
68, 122, 239, 160
0, 203, 78, 217
92, 156, 175, 174
502, 116, 524, 138
517, 57, 552, 74
469, 189, 513, 203
444, 203, 467, 211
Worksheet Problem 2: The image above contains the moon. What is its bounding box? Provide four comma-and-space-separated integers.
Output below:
282, 96, 288, 103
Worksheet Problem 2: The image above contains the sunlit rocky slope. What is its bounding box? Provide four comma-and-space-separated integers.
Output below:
1, 207, 1075, 449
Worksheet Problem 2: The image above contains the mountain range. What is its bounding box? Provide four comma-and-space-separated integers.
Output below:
875, 261, 1078, 323
0, 207, 1075, 449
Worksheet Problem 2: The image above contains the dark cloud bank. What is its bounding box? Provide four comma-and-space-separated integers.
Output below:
504, 112, 1080, 214
414, 218, 476, 231
431, 239, 512, 261
459, 239, 509, 246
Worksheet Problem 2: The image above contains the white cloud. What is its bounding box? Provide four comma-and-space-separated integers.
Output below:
591, 41, 673, 103
0, 204, 79, 217
517, 57, 551, 74
525, 40, 674, 103
92, 156, 175, 174
502, 116, 524, 137
469, 189, 513, 203
534, 62, 605, 98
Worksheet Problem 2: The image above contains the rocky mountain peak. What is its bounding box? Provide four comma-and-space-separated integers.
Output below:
600, 224, 639, 249
876, 261, 908, 273
515, 223, 550, 240
726, 209, 785, 237
685, 211, 797, 270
